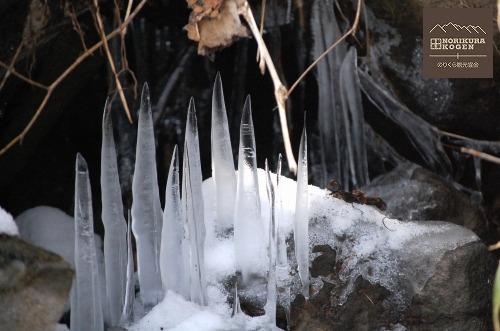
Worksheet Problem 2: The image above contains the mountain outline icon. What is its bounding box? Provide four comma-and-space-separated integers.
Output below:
429, 21, 486, 34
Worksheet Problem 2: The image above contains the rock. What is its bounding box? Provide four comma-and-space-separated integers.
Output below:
364, 0, 500, 140
224, 174, 495, 330
286, 193, 496, 330
363, 162, 487, 235
0, 234, 74, 331
15, 206, 107, 315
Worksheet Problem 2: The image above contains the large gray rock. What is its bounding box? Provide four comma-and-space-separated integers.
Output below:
287, 192, 496, 331
363, 162, 487, 235
233, 183, 495, 330
0, 234, 74, 331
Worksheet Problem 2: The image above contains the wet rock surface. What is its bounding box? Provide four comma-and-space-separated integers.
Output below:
363, 162, 487, 235
0, 234, 74, 331
366, 0, 499, 140
289, 209, 495, 330
237, 187, 495, 330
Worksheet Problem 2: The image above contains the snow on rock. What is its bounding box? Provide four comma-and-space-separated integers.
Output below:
54, 324, 70, 331
129, 291, 278, 331
130, 166, 481, 330
15, 206, 107, 314
15, 206, 104, 268
0, 205, 18, 236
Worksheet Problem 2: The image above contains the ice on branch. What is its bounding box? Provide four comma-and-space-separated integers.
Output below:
294, 121, 309, 298
101, 100, 127, 326
234, 96, 265, 282
211, 72, 237, 232
131, 83, 163, 308
71, 154, 104, 331
183, 98, 208, 305
160, 145, 186, 294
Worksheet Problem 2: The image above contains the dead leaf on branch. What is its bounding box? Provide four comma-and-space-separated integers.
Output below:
185, 0, 248, 55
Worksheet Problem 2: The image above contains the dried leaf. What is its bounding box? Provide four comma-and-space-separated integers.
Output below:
185, 0, 248, 55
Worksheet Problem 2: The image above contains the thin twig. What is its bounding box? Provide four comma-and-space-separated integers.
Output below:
256, 0, 267, 74
286, 0, 363, 98
0, 60, 48, 90
0, 43, 23, 90
488, 241, 500, 251
443, 142, 500, 166
93, 0, 133, 123
241, 1, 297, 173
0, 0, 148, 156
460, 147, 500, 165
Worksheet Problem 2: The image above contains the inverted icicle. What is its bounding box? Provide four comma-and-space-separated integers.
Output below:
120, 212, 135, 325
275, 154, 291, 325
211, 73, 237, 232
311, 0, 348, 187
183, 98, 208, 305
131, 83, 163, 308
294, 121, 309, 298
101, 100, 127, 326
231, 282, 242, 317
72, 154, 104, 331
234, 96, 264, 282
160, 145, 186, 294
339, 47, 369, 187
264, 160, 277, 326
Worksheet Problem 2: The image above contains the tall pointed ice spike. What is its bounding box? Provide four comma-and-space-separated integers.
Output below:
211, 73, 237, 232
160, 145, 186, 294
294, 118, 309, 298
131, 83, 163, 308
182, 98, 208, 305
101, 100, 127, 326
234, 96, 264, 282
275, 154, 291, 326
231, 281, 242, 317
120, 211, 135, 325
72, 154, 104, 331
264, 160, 277, 326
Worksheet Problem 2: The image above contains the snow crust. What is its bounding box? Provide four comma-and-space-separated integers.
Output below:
132, 168, 479, 330
0, 205, 18, 236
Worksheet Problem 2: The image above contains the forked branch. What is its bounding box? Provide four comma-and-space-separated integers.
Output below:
0, 0, 148, 156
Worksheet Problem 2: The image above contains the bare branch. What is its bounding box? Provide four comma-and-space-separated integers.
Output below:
460, 147, 500, 165
0, 0, 148, 156
0, 59, 48, 90
241, 1, 297, 173
93, 0, 133, 123
0, 43, 23, 90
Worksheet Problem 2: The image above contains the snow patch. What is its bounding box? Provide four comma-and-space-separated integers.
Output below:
0, 206, 18, 236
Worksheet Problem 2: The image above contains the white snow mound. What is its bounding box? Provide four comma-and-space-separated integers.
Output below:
0, 205, 18, 236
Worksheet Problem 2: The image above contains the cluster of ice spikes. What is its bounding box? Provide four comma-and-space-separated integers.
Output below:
71, 73, 309, 330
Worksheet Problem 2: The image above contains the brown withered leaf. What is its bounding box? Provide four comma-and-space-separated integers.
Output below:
185, 0, 249, 55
